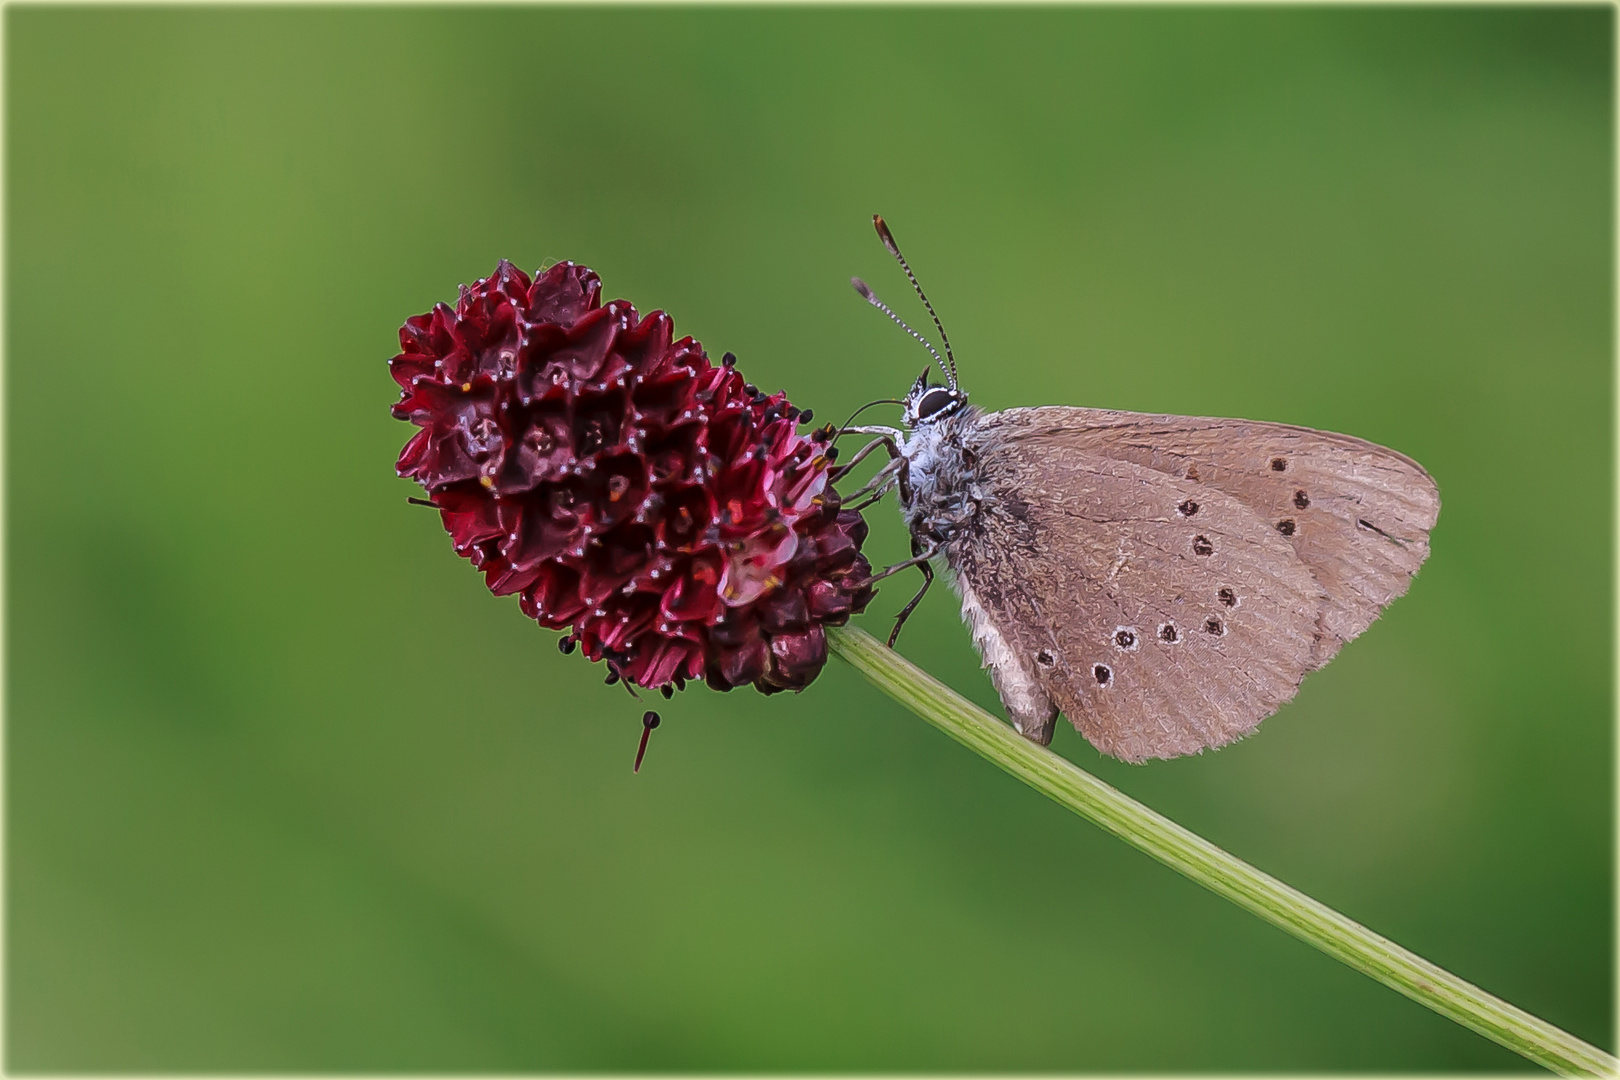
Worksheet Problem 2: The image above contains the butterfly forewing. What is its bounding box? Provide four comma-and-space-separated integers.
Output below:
953, 407, 1439, 762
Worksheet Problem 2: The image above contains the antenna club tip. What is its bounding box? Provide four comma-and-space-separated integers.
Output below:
872, 215, 900, 255
850, 276, 874, 299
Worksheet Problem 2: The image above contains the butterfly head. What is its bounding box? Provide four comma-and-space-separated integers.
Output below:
903, 367, 968, 428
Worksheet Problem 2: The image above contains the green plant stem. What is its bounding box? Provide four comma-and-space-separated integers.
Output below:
826, 624, 1613, 1077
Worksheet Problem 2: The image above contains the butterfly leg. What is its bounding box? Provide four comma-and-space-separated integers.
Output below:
840, 424, 905, 441
826, 426, 934, 646
869, 538, 943, 582
830, 428, 910, 510
843, 459, 904, 506
886, 540, 935, 648
830, 435, 901, 484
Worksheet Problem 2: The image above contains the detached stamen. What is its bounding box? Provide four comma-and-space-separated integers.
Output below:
633, 710, 661, 773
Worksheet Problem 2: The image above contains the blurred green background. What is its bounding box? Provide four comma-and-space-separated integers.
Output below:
7, 5, 1612, 1072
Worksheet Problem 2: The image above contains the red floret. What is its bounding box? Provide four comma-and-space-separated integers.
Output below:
391, 260, 874, 693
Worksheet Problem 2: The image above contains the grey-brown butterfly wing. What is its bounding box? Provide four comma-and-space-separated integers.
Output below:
1000, 407, 1441, 651
951, 406, 1439, 762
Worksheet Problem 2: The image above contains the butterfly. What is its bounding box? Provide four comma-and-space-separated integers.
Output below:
841, 217, 1439, 762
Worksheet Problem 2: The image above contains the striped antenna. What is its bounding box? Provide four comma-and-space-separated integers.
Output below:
851, 277, 954, 388
872, 215, 958, 388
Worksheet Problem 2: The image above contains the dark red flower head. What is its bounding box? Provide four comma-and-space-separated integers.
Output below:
390, 260, 874, 694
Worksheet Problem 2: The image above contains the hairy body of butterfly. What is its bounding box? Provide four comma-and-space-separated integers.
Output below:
847, 214, 1440, 763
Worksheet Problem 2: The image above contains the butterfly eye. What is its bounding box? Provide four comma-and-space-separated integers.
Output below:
915, 389, 959, 421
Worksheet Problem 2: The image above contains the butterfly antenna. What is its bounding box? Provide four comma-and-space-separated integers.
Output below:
872, 215, 957, 389
850, 277, 951, 386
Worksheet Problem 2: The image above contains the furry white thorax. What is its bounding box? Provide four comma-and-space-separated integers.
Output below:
899, 407, 981, 545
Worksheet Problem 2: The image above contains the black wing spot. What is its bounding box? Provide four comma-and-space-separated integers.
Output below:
1192, 535, 1214, 556
1177, 499, 1200, 517
1217, 587, 1237, 608
1036, 649, 1055, 667
1294, 490, 1310, 509
1158, 622, 1180, 643
1270, 457, 1288, 472
1204, 617, 1225, 636
1093, 664, 1112, 686
1114, 628, 1138, 650
1276, 518, 1296, 536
